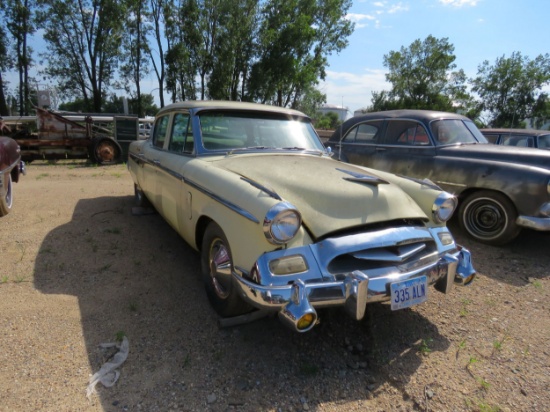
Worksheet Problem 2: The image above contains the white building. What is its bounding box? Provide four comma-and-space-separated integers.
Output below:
318, 104, 352, 121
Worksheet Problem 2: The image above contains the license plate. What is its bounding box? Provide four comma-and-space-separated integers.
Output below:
390, 275, 428, 310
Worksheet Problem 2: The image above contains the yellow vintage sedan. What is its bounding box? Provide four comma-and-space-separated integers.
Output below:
128, 101, 475, 332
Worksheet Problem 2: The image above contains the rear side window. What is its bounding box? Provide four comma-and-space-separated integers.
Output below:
501, 134, 534, 148
385, 120, 430, 145
342, 121, 382, 143
168, 113, 194, 153
152, 115, 170, 148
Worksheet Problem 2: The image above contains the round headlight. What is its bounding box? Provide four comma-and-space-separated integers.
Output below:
432, 192, 457, 223
263, 202, 302, 244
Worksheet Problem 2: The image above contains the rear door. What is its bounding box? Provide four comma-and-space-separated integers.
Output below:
371, 119, 437, 179
155, 112, 195, 230
140, 113, 171, 207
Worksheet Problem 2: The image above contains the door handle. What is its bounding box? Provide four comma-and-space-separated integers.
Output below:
152, 159, 160, 166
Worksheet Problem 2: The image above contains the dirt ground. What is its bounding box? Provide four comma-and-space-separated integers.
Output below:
1, 160, 549, 412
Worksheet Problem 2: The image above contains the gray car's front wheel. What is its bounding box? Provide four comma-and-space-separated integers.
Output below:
201, 222, 252, 317
458, 190, 521, 245
0, 173, 13, 216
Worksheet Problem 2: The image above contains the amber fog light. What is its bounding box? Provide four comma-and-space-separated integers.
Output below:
269, 255, 308, 275
297, 313, 317, 331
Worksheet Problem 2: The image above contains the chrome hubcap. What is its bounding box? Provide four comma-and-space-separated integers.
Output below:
209, 238, 232, 299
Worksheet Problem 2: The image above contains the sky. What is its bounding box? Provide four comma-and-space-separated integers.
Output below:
318, 0, 550, 116
5, 0, 549, 116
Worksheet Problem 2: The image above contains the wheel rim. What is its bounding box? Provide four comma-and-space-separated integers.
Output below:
4, 175, 12, 209
463, 197, 507, 240
208, 237, 232, 300
95, 140, 117, 163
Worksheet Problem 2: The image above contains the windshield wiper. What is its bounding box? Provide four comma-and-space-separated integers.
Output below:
282, 146, 306, 150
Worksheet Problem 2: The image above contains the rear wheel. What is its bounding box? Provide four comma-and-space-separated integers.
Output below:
92, 139, 121, 165
0, 173, 13, 216
201, 222, 252, 317
458, 190, 520, 245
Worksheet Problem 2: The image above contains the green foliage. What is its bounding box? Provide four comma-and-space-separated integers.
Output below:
295, 85, 327, 118
471, 51, 550, 127
39, 0, 127, 112
369, 35, 478, 117
248, 0, 354, 108
315, 111, 340, 129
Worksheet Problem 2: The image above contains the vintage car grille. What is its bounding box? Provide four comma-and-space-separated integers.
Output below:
327, 240, 440, 277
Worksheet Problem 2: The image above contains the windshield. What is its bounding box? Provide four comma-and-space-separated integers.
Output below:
430, 119, 488, 146
198, 111, 324, 152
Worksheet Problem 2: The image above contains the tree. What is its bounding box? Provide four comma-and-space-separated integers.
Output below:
38, 0, 126, 112
118, 0, 151, 117
294, 84, 326, 118
0, 26, 14, 115
471, 52, 550, 127
148, 0, 167, 107
371, 35, 473, 113
207, 0, 259, 101
163, 0, 199, 102
1, 0, 37, 116
248, 0, 354, 108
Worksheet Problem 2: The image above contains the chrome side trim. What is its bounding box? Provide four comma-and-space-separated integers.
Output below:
516, 215, 550, 231
185, 178, 260, 223
240, 176, 282, 200
129, 152, 259, 224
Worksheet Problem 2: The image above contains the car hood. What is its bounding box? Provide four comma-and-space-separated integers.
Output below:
213, 153, 429, 238
439, 144, 550, 170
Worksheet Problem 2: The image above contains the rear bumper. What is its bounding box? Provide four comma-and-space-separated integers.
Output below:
232, 226, 475, 332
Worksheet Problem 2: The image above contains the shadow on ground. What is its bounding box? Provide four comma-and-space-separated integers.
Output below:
448, 219, 550, 287
33, 195, 453, 410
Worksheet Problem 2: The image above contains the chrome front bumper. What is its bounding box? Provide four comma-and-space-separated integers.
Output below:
232, 226, 475, 332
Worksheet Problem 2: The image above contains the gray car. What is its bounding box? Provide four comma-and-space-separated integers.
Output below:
327, 110, 550, 245
481, 128, 550, 150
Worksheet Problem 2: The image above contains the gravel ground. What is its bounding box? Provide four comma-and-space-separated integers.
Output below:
1, 161, 549, 412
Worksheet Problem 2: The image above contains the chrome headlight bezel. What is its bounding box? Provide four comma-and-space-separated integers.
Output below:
263, 201, 302, 245
432, 192, 458, 223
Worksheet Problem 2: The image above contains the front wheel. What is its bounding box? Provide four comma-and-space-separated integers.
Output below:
458, 190, 521, 245
201, 222, 252, 317
0, 172, 13, 216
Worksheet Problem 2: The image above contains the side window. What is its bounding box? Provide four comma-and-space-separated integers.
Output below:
501, 134, 533, 147
538, 135, 550, 149
483, 134, 499, 144
152, 115, 170, 149
343, 121, 382, 143
168, 113, 192, 153
386, 120, 430, 146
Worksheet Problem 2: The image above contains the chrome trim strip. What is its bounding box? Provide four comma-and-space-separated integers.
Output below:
129, 152, 259, 224
336, 167, 389, 185
516, 215, 550, 231
240, 176, 282, 200
184, 178, 260, 223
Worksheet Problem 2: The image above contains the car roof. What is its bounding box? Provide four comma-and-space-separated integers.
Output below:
352, 109, 470, 122
157, 100, 308, 118
480, 128, 550, 136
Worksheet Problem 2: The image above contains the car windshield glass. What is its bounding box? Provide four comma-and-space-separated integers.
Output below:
430, 119, 487, 146
198, 111, 324, 152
